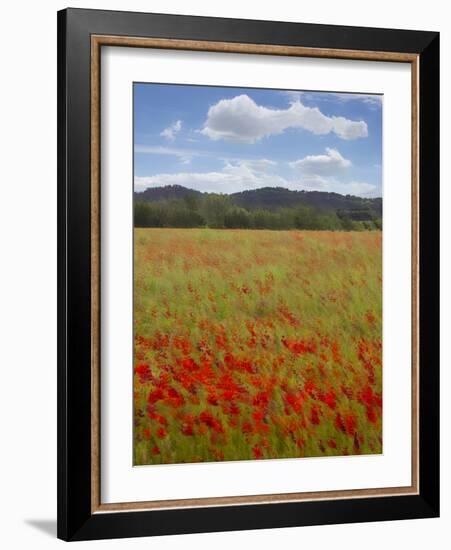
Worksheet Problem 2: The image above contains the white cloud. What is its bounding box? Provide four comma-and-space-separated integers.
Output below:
290, 148, 351, 176
288, 91, 382, 108
338, 182, 378, 196
326, 93, 382, 106
331, 117, 369, 140
200, 94, 368, 143
135, 156, 378, 197
281, 90, 304, 103
288, 148, 376, 196
135, 144, 195, 164
362, 96, 383, 106
298, 175, 377, 197
238, 158, 277, 171
135, 159, 285, 194
160, 119, 182, 141
135, 145, 278, 168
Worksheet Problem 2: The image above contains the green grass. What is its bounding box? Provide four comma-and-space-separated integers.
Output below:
133, 229, 382, 465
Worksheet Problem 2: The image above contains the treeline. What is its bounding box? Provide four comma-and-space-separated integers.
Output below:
134, 195, 382, 231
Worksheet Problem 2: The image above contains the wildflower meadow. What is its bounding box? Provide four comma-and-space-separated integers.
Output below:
133, 228, 382, 465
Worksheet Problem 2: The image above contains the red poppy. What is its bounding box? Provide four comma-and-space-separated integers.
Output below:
366, 407, 378, 424
156, 427, 168, 438
199, 411, 224, 433
134, 363, 152, 383
282, 337, 317, 355
304, 379, 317, 398
252, 391, 270, 408
252, 445, 263, 459
207, 392, 219, 406
296, 438, 305, 449
344, 414, 357, 435
285, 392, 304, 413
166, 387, 185, 408
310, 406, 321, 425
181, 357, 198, 371
242, 421, 253, 434
147, 387, 164, 404
359, 386, 375, 407
319, 389, 336, 410
181, 422, 194, 436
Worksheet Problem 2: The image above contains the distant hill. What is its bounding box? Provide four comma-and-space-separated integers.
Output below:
231, 187, 382, 217
136, 184, 202, 202
134, 185, 382, 219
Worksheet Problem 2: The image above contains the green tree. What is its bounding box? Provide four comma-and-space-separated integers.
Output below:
339, 216, 357, 231
224, 207, 251, 228
134, 201, 168, 227
201, 194, 231, 228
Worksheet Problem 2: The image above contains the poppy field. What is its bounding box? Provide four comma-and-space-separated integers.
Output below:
133, 228, 382, 465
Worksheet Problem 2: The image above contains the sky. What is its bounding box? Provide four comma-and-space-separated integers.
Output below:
134, 83, 382, 198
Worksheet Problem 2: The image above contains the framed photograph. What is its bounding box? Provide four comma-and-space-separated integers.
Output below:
57, 8, 439, 541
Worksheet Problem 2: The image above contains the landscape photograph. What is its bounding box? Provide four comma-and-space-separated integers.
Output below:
133, 83, 383, 466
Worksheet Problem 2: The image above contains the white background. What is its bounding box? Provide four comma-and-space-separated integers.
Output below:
102, 47, 412, 503
0, 0, 448, 548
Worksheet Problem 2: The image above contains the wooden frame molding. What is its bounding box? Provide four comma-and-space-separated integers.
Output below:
90, 34, 420, 514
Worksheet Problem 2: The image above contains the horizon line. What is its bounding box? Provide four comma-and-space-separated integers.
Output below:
134, 184, 382, 200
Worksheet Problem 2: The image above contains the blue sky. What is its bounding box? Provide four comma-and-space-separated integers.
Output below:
134, 83, 382, 197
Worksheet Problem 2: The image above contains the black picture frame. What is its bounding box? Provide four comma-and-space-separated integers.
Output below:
57, 7, 439, 541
